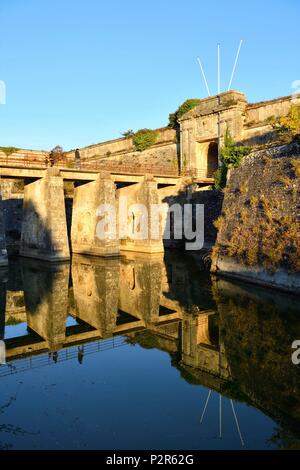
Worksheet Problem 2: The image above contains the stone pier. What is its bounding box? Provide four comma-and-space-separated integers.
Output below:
0, 183, 8, 266
71, 172, 119, 257
117, 175, 164, 253
20, 168, 70, 261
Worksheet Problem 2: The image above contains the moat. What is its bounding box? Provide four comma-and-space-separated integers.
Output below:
0, 252, 300, 450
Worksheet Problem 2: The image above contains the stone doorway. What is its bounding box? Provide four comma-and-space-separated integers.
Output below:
207, 141, 219, 177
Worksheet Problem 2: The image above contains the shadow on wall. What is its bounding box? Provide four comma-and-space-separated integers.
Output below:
161, 188, 224, 250
2, 199, 23, 255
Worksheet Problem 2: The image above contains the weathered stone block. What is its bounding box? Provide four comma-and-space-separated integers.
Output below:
71, 172, 119, 257
117, 175, 164, 253
20, 168, 70, 261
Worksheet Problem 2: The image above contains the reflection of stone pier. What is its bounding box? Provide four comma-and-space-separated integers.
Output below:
0, 270, 7, 341
0, 185, 8, 266
22, 259, 70, 349
72, 255, 120, 337
119, 252, 164, 325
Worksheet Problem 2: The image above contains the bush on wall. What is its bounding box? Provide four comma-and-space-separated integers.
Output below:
132, 129, 158, 152
213, 129, 250, 190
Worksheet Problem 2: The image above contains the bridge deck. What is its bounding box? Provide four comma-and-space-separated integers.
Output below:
0, 163, 214, 185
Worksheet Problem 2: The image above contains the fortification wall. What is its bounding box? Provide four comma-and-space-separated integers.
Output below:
211, 141, 300, 293
67, 127, 179, 172
242, 95, 300, 145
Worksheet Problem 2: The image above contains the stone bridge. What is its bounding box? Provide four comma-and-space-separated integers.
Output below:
0, 165, 189, 265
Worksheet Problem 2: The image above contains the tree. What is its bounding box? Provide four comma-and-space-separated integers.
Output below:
122, 129, 134, 137
48, 145, 65, 166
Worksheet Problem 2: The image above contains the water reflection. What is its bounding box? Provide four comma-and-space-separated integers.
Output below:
0, 252, 300, 449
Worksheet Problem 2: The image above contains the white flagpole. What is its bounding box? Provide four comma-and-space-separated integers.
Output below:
200, 390, 212, 423
197, 57, 211, 96
219, 394, 222, 438
230, 399, 245, 446
228, 39, 243, 91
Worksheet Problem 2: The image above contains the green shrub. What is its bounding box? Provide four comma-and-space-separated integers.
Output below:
220, 128, 250, 168
213, 129, 250, 190
133, 129, 158, 152
213, 165, 227, 190
168, 99, 201, 128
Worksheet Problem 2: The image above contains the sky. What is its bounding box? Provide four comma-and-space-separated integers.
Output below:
0, 0, 299, 151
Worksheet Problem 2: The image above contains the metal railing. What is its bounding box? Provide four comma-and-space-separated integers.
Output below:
0, 154, 215, 179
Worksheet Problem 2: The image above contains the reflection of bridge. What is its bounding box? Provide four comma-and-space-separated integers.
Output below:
0, 336, 127, 378
0, 253, 186, 364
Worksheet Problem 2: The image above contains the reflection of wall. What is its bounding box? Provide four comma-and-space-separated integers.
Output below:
181, 312, 229, 380
22, 260, 70, 349
213, 276, 300, 433
72, 255, 119, 337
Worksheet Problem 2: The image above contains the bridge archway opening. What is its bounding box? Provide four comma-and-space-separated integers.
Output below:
194, 140, 219, 177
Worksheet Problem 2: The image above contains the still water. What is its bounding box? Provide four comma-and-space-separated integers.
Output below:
0, 252, 299, 450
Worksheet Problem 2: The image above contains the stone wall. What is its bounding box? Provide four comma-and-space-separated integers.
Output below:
243, 95, 300, 145
67, 127, 179, 173
211, 141, 300, 293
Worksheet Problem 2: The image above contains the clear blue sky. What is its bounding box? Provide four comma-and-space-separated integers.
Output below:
0, 0, 299, 151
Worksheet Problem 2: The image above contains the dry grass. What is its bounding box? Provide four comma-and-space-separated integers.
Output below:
292, 159, 300, 178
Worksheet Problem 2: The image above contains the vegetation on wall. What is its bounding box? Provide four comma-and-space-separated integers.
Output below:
213, 129, 250, 190
213, 154, 300, 273
168, 99, 201, 128
132, 128, 158, 152
269, 104, 300, 142
0, 146, 19, 156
